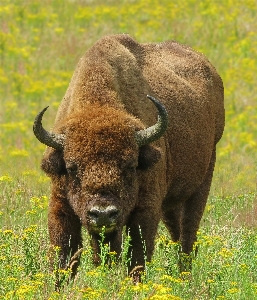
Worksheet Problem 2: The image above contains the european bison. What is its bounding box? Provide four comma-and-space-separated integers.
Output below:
33, 34, 224, 283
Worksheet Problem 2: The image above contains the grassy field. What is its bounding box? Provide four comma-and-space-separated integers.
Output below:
1, 0, 257, 299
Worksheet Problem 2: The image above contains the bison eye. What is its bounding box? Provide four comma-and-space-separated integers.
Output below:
66, 162, 78, 174
127, 166, 136, 172
125, 164, 137, 174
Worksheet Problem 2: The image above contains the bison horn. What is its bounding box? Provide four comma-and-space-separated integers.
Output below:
135, 95, 168, 146
33, 106, 65, 150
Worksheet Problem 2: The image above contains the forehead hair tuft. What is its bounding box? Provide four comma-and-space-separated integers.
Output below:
58, 104, 142, 163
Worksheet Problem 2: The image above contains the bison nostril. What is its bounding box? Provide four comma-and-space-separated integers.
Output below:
108, 209, 119, 220
88, 210, 99, 221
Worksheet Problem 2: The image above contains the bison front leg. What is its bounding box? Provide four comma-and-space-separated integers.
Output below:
127, 209, 160, 283
48, 195, 82, 289
90, 230, 123, 267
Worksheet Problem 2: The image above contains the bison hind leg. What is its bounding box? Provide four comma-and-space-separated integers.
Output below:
163, 149, 216, 273
162, 206, 182, 243
179, 149, 216, 256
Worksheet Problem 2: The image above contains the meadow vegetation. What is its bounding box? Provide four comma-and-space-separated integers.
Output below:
0, 0, 257, 299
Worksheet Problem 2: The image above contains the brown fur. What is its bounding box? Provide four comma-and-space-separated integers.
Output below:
41, 34, 224, 284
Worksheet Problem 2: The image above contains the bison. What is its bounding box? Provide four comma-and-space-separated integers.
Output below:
33, 34, 224, 284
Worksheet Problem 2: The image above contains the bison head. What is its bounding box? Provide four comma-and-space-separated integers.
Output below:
33, 96, 168, 235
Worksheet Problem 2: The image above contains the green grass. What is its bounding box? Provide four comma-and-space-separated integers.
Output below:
1, 0, 257, 299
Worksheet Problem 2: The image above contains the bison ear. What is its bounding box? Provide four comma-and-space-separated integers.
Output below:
41, 148, 66, 176
137, 145, 161, 170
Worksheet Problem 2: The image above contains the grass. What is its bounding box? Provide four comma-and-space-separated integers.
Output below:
0, 0, 257, 299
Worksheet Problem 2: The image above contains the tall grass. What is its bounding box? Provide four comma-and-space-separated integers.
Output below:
1, 0, 257, 299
